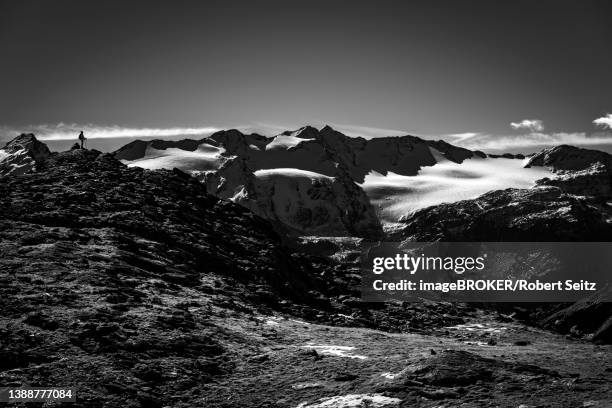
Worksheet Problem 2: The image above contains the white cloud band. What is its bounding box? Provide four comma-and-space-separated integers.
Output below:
1, 123, 221, 141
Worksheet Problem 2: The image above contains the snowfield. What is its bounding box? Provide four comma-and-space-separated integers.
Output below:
254, 168, 333, 180
265, 131, 314, 151
122, 144, 227, 171
360, 149, 551, 225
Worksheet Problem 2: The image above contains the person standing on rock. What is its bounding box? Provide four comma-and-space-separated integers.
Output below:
78, 131, 86, 149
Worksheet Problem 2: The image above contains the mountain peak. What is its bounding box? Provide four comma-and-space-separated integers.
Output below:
3, 133, 47, 155
0, 133, 51, 177
281, 125, 319, 139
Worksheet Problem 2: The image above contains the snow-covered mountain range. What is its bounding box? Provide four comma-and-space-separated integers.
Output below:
113, 125, 555, 236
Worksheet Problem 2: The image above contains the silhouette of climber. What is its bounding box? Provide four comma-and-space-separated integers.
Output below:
78, 131, 86, 149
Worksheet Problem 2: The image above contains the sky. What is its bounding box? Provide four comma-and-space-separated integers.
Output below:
1, 0, 611, 152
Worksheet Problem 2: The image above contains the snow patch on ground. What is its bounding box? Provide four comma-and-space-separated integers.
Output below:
0, 149, 9, 162
465, 341, 494, 347
447, 323, 508, 334
123, 144, 226, 171
380, 371, 403, 380
360, 150, 551, 224
296, 394, 401, 407
301, 344, 368, 360
256, 315, 311, 327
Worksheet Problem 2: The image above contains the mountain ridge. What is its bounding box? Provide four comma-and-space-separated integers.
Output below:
112, 126, 553, 236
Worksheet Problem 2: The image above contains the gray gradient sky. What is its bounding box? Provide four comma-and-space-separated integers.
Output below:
1, 0, 611, 151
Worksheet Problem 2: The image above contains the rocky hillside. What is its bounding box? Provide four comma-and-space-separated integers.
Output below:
397, 186, 612, 242
2, 134, 612, 406
1, 138, 471, 407
529, 145, 612, 199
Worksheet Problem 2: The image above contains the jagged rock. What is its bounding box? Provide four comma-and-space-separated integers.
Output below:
0, 133, 50, 177
524, 145, 612, 171
536, 162, 612, 199
398, 186, 612, 242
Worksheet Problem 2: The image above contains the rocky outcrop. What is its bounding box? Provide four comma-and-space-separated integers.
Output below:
524, 144, 612, 171
536, 162, 612, 199
525, 145, 612, 199
0, 133, 51, 177
397, 186, 612, 242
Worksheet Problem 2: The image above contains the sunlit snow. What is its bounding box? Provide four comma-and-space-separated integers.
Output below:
254, 168, 333, 180
265, 133, 314, 151
360, 149, 551, 225
301, 344, 367, 360
123, 144, 227, 171
446, 323, 508, 334
296, 394, 401, 408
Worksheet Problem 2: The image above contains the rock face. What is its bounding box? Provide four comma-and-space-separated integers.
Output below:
0, 133, 51, 177
238, 168, 382, 237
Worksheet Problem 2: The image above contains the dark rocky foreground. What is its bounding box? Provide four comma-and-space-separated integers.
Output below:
0, 147, 467, 407
1, 136, 612, 407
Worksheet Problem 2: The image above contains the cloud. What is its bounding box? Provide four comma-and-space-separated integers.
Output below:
0, 123, 221, 141
510, 119, 544, 132
593, 114, 612, 130
445, 132, 482, 143
446, 131, 612, 152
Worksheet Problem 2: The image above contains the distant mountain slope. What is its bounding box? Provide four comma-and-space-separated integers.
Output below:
395, 148, 612, 342
115, 126, 551, 235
